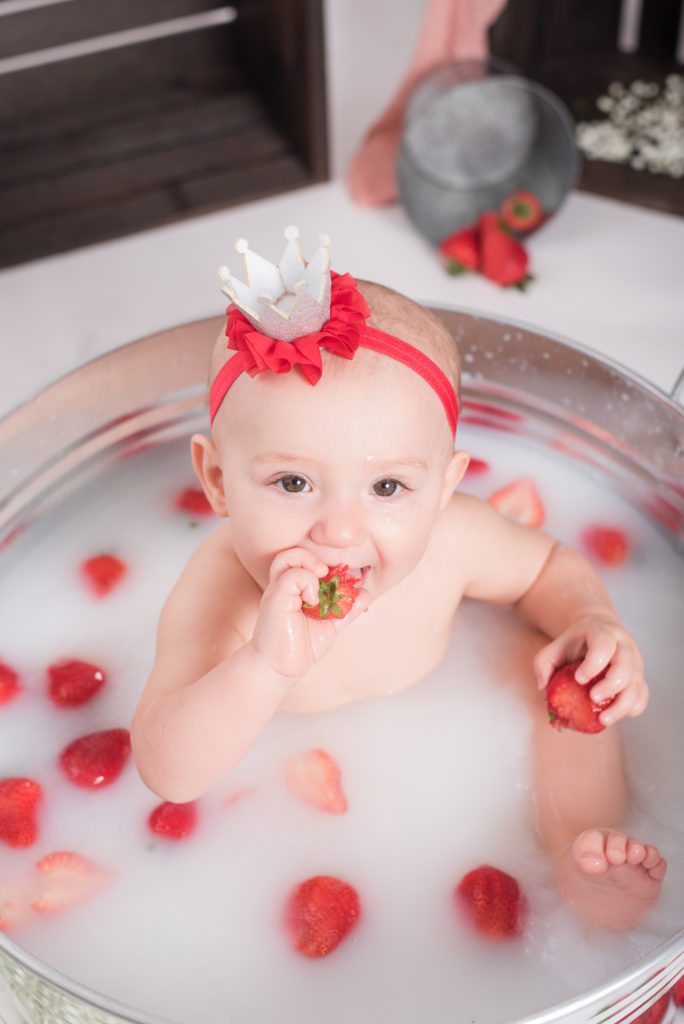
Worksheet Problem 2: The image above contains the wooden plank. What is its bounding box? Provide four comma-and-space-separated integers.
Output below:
0, 0, 230, 58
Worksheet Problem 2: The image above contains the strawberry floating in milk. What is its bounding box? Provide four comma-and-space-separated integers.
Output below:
285, 749, 348, 814
455, 864, 528, 940
80, 554, 128, 598
0, 660, 20, 705
0, 777, 42, 848
285, 875, 361, 958
47, 659, 107, 708
59, 729, 131, 788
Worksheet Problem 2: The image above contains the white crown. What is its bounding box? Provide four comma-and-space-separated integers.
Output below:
218, 227, 331, 342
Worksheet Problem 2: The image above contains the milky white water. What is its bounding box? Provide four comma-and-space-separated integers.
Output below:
0, 425, 682, 1024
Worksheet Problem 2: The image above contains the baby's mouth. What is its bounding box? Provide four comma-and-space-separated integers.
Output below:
349, 566, 371, 588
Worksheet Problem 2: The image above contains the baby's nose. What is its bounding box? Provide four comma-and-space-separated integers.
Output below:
309, 501, 366, 549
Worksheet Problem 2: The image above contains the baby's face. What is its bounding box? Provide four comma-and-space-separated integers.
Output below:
196, 354, 466, 597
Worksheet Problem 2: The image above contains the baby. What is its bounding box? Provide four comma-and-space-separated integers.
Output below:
131, 232, 666, 933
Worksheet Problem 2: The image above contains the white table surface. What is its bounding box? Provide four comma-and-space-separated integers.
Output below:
0, 180, 683, 421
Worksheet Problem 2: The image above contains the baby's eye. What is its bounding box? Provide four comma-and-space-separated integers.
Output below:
274, 474, 310, 493
373, 478, 404, 498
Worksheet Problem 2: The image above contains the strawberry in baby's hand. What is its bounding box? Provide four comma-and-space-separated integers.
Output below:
80, 554, 127, 597
31, 851, 108, 915
439, 224, 480, 275
174, 487, 214, 517
500, 190, 544, 233
286, 749, 348, 814
302, 564, 357, 620
480, 211, 533, 290
0, 661, 20, 706
285, 875, 361, 958
47, 659, 106, 708
581, 525, 631, 566
0, 777, 42, 848
59, 728, 131, 788
546, 661, 613, 734
148, 800, 198, 840
455, 864, 527, 939
489, 478, 545, 527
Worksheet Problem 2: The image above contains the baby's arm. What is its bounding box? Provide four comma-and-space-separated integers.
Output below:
457, 495, 648, 724
131, 537, 369, 803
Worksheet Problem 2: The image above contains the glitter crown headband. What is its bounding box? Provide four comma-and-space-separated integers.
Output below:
209, 228, 459, 437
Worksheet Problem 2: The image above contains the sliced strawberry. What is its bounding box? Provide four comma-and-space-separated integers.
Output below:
581, 526, 630, 566
465, 457, 490, 477
546, 661, 613, 734
302, 564, 357, 620
80, 554, 127, 597
286, 749, 348, 814
59, 728, 131, 788
673, 974, 684, 1005
0, 660, 20, 706
285, 875, 361, 957
500, 190, 544, 232
47, 659, 106, 708
439, 224, 480, 274
175, 487, 214, 517
489, 478, 545, 527
480, 211, 532, 289
148, 800, 198, 840
455, 864, 527, 939
0, 777, 42, 848
31, 851, 108, 915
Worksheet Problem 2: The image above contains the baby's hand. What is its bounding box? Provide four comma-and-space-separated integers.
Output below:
251, 548, 371, 681
533, 614, 649, 726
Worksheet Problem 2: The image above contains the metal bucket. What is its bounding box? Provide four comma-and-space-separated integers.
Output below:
0, 310, 682, 1024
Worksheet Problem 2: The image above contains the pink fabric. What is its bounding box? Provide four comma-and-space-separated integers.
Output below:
346, 0, 509, 207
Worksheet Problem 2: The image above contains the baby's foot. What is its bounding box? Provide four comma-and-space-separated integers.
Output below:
554, 828, 667, 931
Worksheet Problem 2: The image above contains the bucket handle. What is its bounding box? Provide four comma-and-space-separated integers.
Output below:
672, 366, 684, 407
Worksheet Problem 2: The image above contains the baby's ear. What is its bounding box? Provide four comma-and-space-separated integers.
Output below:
439, 450, 470, 510
190, 434, 228, 517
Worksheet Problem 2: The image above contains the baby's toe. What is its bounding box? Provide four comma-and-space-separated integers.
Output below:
643, 846, 667, 880
625, 838, 646, 866
605, 831, 628, 866
572, 829, 609, 874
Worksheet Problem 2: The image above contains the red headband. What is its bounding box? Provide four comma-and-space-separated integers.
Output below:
209, 272, 459, 437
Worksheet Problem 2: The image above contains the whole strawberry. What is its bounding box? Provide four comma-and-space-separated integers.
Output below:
302, 564, 357, 620
59, 728, 131, 788
0, 777, 43, 848
47, 659, 106, 707
546, 661, 613, 734
439, 224, 480, 275
285, 875, 361, 957
0, 660, 20, 706
480, 211, 532, 290
581, 525, 630, 566
455, 864, 527, 939
80, 554, 127, 597
148, 800, 198, 840
174, 487, 214, 517
500, 190, 544, 233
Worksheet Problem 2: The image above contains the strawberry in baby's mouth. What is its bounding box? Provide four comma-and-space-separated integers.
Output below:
302, 564, 367, 620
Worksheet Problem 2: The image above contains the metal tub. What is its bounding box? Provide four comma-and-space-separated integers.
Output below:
0, 310, 682, 1024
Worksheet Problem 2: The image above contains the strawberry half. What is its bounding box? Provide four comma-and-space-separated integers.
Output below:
47, 659, 106, 708
59, 728, 131, 788
489, 478, 545, 527
148, 800, 198, 840
581, 525, 630, 566
174, 487, 214, 517
546, 661, 613, 734
302, 564, 357, 620
455, 864, 527, 939
0, 777, 42, 848
285, 875, 361, 958
286, 749, 348, 814
439, 224, 480, 274
0, 660, 20, 706
31, 851, 108, 915
480, 211, 532, 289
500, 190, 544, 232
80, 554, 127, 597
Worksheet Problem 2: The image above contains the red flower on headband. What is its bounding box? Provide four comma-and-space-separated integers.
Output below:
225, 272, 370, 385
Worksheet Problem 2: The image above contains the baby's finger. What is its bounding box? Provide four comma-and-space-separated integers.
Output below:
589, 642, 637, 702
268, 548, 327, 587
575, 632, 618, 684
627, 683, 650, 717
534, 631, 586, 689
598, 685, 638, 726
269, 566, 321, 610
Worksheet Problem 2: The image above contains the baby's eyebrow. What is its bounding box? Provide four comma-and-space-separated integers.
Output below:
252, 452, 428, 471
